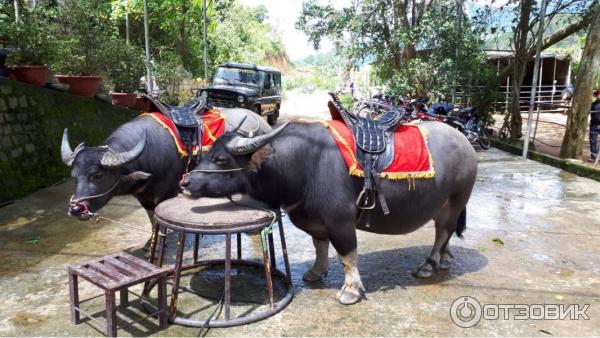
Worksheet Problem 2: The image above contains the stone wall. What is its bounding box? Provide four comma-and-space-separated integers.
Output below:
0, 79, 138, 204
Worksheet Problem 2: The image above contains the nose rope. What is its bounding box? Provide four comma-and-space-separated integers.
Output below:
181, 167, 247, 182
187, 168, 247, 174
94, 215, 159, 235
69, 180, 121, 203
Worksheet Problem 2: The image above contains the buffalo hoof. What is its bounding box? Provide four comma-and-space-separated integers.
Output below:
438, 252, 453, 270
414, 262, 435, 278
335, 283, 365, 305
302, 269, 328, 282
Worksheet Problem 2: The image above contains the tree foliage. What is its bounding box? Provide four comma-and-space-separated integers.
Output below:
296, 0, 498, 107
0, 0, 287, 102
208, 1, 286, 73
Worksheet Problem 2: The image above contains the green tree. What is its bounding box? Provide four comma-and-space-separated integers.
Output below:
560, 4, 600, 159
297, 0, 498, 106
109, 0, 285, 77
476, 0, 596, 139
209, 1, 285, 70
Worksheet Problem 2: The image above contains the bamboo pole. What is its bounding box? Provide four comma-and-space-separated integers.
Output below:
125, 1, 130, 46
523, 0, 548, 159
14, 0, 20, 23
143, 0, 154, 95
203, 0, 209, 80
451, 0, 464, 105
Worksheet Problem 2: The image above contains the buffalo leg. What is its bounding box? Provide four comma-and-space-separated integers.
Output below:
438, 230, 456, 270
335, 249, 365, 305
415, 201, 461, 278
302, 238, 330, 281
143, 209, 156, 258
326, 223, 364, 305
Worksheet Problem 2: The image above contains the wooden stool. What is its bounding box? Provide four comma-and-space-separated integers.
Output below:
67, 252, 170, 336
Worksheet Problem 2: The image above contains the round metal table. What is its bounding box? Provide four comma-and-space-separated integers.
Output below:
145, 196, 293, 328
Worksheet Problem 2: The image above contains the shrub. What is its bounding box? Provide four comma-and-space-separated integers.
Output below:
153, 50, 193, 105
104, 42, 146, 92
52, 0, 115, 75
0, 7, 58, 65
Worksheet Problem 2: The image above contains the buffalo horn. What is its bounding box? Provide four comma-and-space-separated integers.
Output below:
61, 128, 85, 166
100, 132, 147, 168
226, 122, 290, 155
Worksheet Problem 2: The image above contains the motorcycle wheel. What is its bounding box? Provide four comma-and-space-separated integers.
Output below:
478, 125, 491, 149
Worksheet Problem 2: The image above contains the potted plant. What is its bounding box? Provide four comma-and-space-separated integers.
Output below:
0, 10, 57, 86
107, 43, 146, 107
52, 1, 111, 97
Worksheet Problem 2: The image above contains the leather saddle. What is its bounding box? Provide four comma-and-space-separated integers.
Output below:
328, 93, 403, 215
145, 95, 207, 166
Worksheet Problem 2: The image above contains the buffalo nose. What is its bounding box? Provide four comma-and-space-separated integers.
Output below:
180, 177, 190, 188
68, 204, 84, 216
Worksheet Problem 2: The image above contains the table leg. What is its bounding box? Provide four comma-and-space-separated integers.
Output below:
144, 225, 167, 297
158, 276, 168, 329
68, 273, 80, 324
277, 215, 292, 287
119, 288, 129, 307
169, 231, 186, 320
236, 233, 242, 260
260, 230, 275, 309
224, 233, 232, 320
105, 290, 117, 337
268, 232, 276, 270
157, 226, 168, 268
193, 234, 200, 264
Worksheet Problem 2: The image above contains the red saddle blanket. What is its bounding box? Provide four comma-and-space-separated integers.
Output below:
142, 110, 225, 157
321, 120, 435, 180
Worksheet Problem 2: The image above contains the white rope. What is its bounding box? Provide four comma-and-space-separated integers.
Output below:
95, 215, 155, 234
187, 168, 246, 174
70, 180, 120, 203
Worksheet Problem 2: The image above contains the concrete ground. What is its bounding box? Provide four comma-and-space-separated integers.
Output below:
1, 147, 600, 336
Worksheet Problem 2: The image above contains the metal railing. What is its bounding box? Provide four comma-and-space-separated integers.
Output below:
454, 84, 570, 114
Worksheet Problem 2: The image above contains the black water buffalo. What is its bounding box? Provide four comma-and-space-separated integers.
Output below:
61, 108, 272, 224
180, 121, 477, 305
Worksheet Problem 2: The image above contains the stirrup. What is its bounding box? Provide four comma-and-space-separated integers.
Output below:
356, 189, 376, 210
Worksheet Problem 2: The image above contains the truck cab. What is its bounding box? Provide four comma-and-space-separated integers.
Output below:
198, 63, 282, 125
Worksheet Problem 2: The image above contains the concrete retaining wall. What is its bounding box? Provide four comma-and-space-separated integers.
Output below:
0, 79, 138, 204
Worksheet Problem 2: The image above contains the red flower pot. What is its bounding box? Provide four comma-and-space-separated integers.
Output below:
110, 92, 137, 108
10, 65, 49, 86
55, 75, 102, 97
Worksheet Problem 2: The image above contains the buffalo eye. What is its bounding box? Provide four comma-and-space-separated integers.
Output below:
213, 155, 228, 165
90, 172, 104, 181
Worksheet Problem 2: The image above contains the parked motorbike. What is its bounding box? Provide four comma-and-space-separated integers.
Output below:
411, 102, 490, 149
445, 106, 491, 149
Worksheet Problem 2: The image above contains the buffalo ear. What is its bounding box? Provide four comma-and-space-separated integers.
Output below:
248, 147, 273, 171
121, 171, 152, 184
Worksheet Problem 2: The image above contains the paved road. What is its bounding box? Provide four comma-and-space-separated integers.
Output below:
0, 144, 599, 335
280, 89, 330, 121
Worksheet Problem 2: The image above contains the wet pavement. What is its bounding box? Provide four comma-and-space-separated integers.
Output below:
1, 148, 599, 336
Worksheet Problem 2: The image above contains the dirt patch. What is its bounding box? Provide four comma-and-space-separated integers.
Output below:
493, 112, 599, 165
10, 312, 48, 326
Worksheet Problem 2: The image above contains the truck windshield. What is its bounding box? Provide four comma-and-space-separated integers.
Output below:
213, 67, 260, 88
